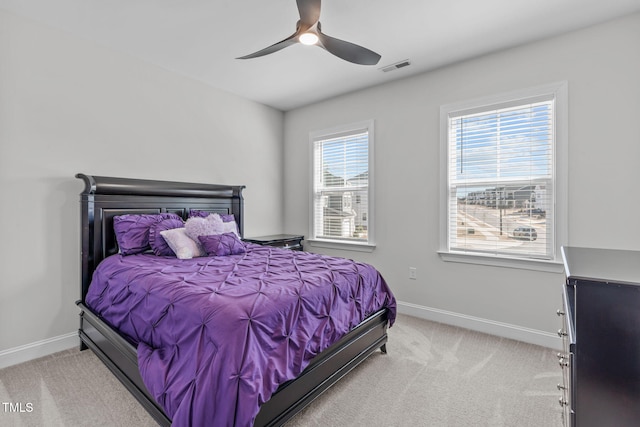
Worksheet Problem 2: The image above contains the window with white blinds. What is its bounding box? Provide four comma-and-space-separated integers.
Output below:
310, 121, 374, 246
441, 83, 567, 264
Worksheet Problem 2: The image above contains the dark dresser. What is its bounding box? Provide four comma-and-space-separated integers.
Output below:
558, 246, 640, 427
243, 234, 304, 251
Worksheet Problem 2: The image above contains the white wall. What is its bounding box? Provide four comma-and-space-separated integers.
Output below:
2, 8, 638, 365
284, 13, 640, 347
0, 10, 284, 362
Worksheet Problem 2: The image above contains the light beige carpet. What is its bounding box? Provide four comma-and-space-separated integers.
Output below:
0, 314, 563, 426
287, 314, 563, 426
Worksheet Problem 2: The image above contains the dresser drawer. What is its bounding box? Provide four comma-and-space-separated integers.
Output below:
557, 284, 575, 427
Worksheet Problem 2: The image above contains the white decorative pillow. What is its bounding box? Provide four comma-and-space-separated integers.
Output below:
220, 220, 239, 236
160, 228, 205, 259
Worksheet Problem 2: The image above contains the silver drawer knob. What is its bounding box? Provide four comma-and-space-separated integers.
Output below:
557, 384, 566, 391
558, 397, 568, 407
557, 329, 567, 337
556, 309, 565, 316
558, 358, 569, 368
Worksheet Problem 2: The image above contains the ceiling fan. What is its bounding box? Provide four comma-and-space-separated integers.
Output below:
237, 0, 381, 65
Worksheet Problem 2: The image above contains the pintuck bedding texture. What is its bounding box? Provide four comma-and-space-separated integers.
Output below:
86, 243, 396, 427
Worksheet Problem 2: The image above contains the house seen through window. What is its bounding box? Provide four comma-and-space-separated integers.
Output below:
311, 121, 374, 246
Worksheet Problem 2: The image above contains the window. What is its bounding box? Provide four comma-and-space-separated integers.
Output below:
440, 83, 567, 268
310, 120, 375, 249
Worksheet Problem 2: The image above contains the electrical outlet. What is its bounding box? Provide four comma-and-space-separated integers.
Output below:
409, 267, 417, 280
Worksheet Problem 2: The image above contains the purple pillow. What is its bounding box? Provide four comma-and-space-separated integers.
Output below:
188, 209, 212, 218
149, 218, 184, 256
189, 209, 236, 223
113, 213, 181, 255
198, 233, 246, 256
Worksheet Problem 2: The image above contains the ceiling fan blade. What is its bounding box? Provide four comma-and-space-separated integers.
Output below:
236, 32, 299, 59
317, 32, 381, 65
297, 0, 321, 27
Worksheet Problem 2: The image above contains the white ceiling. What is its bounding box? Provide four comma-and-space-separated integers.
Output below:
2, 0, 640, 111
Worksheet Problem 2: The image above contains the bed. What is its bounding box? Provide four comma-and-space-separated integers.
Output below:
75, 173, 396, 426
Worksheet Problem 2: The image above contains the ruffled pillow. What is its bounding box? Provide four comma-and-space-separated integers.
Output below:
149, 218, 184, 256
160, 228, 205, 260
189, 210, 239, 233
184, 214, 225, 241
198, 233, 246, 256
113, 213, 181, 255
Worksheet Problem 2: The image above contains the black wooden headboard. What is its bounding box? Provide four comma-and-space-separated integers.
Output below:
76, 173, 245, 303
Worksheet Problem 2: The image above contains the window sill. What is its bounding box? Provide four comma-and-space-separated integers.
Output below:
307, 239, 376, 253
438, 250, 564, 273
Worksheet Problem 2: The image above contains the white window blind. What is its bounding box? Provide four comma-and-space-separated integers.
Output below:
445, 94, 556, 260
311, 124, 372, 244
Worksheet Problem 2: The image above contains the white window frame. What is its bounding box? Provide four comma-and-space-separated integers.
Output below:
439, 82, 568, 271
308, 120, 376, 252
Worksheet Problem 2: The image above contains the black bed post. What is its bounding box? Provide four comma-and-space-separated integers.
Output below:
76, 173, 97, 351
233, 187, 244, 238
76, 173, 95, 306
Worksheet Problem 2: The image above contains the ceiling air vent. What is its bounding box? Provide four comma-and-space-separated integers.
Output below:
379, 59, 411, 73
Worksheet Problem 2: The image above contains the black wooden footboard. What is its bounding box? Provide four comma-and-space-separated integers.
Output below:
78, 302, 388, 426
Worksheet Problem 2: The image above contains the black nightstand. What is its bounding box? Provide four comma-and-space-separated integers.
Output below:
243, 234, 304, 251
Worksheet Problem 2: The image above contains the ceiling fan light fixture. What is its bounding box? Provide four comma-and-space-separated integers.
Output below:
299, 32, 319, 45
237, 0, 381, 65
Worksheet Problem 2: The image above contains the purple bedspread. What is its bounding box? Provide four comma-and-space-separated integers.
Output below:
86, 243, 396, 426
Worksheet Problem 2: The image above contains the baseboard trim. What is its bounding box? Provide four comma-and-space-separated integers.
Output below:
397, 301, 562, 350
0, 332, 78, 370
